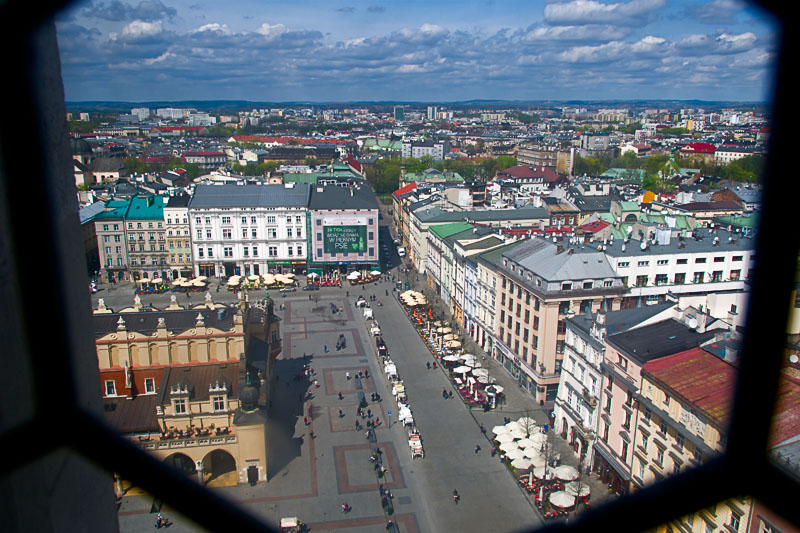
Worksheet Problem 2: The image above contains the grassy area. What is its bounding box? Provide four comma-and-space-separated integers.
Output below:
378, 194, 393, 205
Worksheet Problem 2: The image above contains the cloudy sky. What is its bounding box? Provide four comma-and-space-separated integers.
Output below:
56, 0, 779, 103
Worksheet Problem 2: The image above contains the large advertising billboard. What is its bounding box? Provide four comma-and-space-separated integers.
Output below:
323, 225, 367, 253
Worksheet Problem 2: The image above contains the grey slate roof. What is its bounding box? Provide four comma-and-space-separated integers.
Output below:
605, 318, 715, 365
189, 184, 311, 209
79, 201, 106, 224
566, 303, 677, 349
503, 238, 618, 282
93, 306, 238, 337
602, 229, 755, 258
309, 183, 379, 210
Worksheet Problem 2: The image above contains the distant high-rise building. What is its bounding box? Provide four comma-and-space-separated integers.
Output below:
393, 106, 404, 121
427, 106, 437, 120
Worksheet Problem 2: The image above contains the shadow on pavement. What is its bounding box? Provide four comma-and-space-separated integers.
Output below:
266, 357, 311, 481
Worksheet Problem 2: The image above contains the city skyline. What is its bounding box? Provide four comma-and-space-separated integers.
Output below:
57, 0, 778, 103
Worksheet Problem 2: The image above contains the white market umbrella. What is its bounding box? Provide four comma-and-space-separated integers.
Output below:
485, 384, 504, 395
516, 438, 536, 450
347, 271, 361, 280
553, 465, 579, 481
433, 321, 442, 327
565, 481, 590, 498
511, 457, 533, 471
196, 276, 207, 281
510, 428, 528, 440
550, 491, 575, 509
495, 432, 515, 443
498, 440, 519, 452
227, 280, 239, 287
283, 272, 296, 278
528, 433, 547, 446
443, 355, 461, 362
526, 453, 547, 468
505, 448, 526, 461
504, 421, 521, 432
443, 334, 456, 341
248, 275, 260, 281
517, 416, 537, 428
308, 272, 319, 278
472, 368, 489, 380
370, 269, 382, 276
533, 466, 553, 480
446, 340, 462, 349
492, 425, 510, 435
453, 366, 472, 374
151, 277, 163, 284
438, 327, 452, 334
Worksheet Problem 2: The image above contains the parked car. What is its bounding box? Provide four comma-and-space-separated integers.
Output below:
280, 286, 297, 292
302, 284, 319, 291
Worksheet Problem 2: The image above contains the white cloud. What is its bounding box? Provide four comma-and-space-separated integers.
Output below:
544, 0, 665, 26
256, 23, 287, 39
120, 19, 162, 38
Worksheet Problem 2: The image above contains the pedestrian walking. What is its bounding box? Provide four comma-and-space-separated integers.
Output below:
426, 361, 431, 370
491, 446, 497, 457
323, 345, 328, 353
304, 417, 308, 426
339, 409, 344, 418
475, 444, 481, 453
432, 361, 437, 369
365, 369, 370, 378
480, 424, 487, 436
442, 388, 448, 399
355, 420, 361, 431
448, 390, 454, 399
367, 408, 372, 418
338, 392, 344, 400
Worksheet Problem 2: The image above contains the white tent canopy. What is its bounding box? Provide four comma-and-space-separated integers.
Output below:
549, 491, 575, 508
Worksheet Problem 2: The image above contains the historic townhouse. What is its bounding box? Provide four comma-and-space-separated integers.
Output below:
594, 320, 715, 496
553, 304, 676, 464
188, 184, 311, 278
492, 237, 627, 403
164, 194, 193, 279
604, 228, 756, 309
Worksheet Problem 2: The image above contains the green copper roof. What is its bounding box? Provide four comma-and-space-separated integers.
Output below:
428, 221, 473, 240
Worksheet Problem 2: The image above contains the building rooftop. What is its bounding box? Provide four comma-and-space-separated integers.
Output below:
642, 347, 736, 430
93, 306, 239, 337
190, 183, 311, 209
308, 182, 378, 210
606, 319, 716, 365
503, 237, 619, 282
429, 222, 473, 241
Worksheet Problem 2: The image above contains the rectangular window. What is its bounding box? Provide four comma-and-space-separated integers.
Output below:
674, 273, 686, 284
144, 378, 155, 394
676, 258, 688, 265
252, 247, 258, 257
174, 399, 186, 414
104, 380, 116, 396
213, 396, 225, 412
695, 257, 707, 264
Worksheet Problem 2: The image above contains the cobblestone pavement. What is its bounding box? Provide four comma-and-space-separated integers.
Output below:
112, 277, 543, 532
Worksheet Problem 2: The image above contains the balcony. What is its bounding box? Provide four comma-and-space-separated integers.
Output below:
582, 387, 598, 408
135, 427, 236, 451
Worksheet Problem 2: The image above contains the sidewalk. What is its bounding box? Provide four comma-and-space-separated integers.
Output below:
400, 270, 617, 516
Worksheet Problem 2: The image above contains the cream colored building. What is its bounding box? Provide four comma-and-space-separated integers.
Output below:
164, 194, 193, 279
634, 348, 751, 533
96, 294, 276, 487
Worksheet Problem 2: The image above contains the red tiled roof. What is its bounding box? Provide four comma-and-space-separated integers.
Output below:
345, 155, 362, 173
642, 348, 736, 429
680, 142, 716, 154
771, 372, 800, 446
392, 182, 417, 200
579, 220, 611, 234
230, 135, 355, 145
